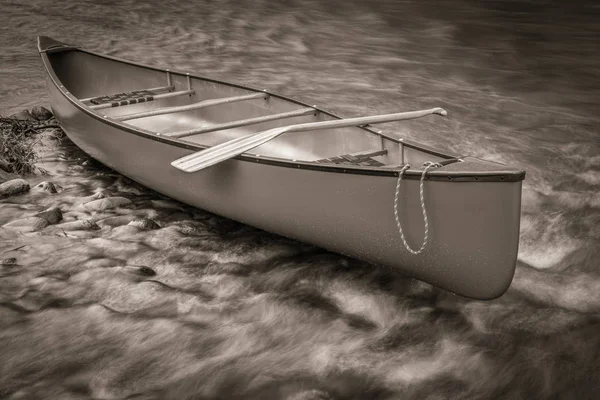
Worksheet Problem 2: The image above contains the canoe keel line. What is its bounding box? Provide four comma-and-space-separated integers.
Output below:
38, 36, 525, 299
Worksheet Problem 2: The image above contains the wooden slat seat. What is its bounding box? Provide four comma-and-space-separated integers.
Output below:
314, 149, 387, 167
79, 85, 174, 103
83, 86, 195, 110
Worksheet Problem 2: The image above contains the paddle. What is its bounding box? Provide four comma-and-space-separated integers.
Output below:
171, 107, 447, 173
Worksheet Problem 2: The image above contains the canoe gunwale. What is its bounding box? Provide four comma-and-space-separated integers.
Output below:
37, 36, 526, 182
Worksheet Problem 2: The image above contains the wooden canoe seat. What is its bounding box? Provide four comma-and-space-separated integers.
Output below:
89, 89, 156, 106
82, 85, 172, 105
82, 86, 195, 111
314, 149, 387, 167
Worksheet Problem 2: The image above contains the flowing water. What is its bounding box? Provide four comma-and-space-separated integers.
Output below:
1, 0, 599, 398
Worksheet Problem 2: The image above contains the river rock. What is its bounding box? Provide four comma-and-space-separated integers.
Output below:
1, 257, 17, 266
81, 196, 133, 211
95, 215, 134, 228
57, 219, 100, 231
8, 109, 35, 121
0, 179, 30, 198
4, 216, 49, 231
92, 189, 114, 199
35, 207, 63, 224
34, 181, 59, 194
31, 106, 53, 121
128, 218, 160, 230
136, 266, 156, 277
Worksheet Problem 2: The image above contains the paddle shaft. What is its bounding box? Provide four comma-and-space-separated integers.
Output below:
172, 107, 447, 172
277, 107, 446, 134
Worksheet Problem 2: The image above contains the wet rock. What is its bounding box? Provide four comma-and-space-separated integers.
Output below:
45, 298, 71, 308
128, 218, 160, 230
34, 181, 59, 194
0, 179, 30, 198
8, 109, 34, 121
92, 189, 114, 199
95, 215, 134, 228
57, 219, 100, 231
112, 176, 147, 195
4, 216, 49, 231
30, 106, 53, 121
1, 257, 17, 266
136, 266, 157, 277
35, 207, 63, 225
81, 196, 133, 211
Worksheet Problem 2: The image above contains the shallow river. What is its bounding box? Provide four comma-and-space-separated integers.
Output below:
1, 1, 599, 399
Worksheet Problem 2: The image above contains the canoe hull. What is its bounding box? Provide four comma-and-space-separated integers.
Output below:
46, 78, 521, 299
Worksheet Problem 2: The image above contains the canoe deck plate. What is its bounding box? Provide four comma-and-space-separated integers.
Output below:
314, 150, 386, 167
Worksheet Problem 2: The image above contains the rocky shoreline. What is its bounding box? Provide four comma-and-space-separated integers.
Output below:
0, 106, 169, 274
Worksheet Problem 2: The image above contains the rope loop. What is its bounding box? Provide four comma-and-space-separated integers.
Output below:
393, 161, 443, 255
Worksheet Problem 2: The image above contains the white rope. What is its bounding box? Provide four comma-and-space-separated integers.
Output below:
393, 161, 443, 255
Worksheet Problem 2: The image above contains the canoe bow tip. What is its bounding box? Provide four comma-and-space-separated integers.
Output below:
37, 36, 76, 53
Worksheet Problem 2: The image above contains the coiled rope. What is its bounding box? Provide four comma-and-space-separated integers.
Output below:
393, 161, 443, 255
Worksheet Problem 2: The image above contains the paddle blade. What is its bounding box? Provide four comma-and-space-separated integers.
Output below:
171, 128, 285, 172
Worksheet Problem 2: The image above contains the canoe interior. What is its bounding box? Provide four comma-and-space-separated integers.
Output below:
47, 50, 449, 165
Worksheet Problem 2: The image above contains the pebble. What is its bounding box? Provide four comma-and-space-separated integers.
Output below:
1, 257, 17, 266
57, 219, 100, 231
80, 196, 133, 211
92, 189, 114, 199
34, 207, 63, 224
128, 218, 160, 230
136, 266, 157, 277
34, 181, 59, 194
95, 215, 134, 228
0, 178, 30, 198
30, 106, 53, 121
4, 207, 63, 232
4, 216, 49, 231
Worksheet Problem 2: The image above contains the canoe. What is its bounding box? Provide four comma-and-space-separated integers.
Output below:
38, 36, 525, 300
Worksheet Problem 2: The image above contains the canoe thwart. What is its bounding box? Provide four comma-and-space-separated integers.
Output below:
171, 108, 447, 173
315, 149, 387, 167
88, 88, 194, 110
115, 92, 269, 121
165, 107, 316, 139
